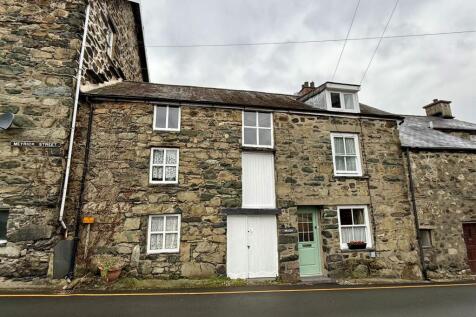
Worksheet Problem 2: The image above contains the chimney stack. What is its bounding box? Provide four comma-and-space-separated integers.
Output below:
423, 99, 453, 119
297, 81, 316, 97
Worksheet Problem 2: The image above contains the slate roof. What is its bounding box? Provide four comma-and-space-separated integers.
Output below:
399, 116, 476, 150
83, 81, 401, 119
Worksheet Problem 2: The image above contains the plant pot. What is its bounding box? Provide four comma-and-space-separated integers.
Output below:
99, 267, 122, 283
347, 242, 367, 250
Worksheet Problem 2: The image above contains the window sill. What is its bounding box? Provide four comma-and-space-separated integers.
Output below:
153, 129, 181, 132
340, 248, 375, 253
148, 183, 179, 187
0, 240, 7, 247
333, 175, 369, 180
147, 250, 179, 255
241, 146, 275, 153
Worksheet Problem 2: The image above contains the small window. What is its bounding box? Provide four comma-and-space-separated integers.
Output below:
150, 148, 179, 184
147, 214, 181, 254
153, 106, 181, 131
420, 229, 432, 248
327, 91, 358, 112
338, 206, 372, 249
106, 20, 116, 58
242, 111, 273, 148
331, 133, 362, 176
331, 92, 341, 108
0, 209, 8, 244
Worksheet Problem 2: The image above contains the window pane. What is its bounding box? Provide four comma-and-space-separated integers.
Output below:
420, 230, 432, 247
344, 94, 354, 109
155, 106, 167, 129
341, 227, 353, 244
168, 107, 179, 129
166, 216, 179, 231
165, 233, 178, 249
153, 149, 164, 164
0, 210, 8, 240
353, 227, 367, 242
344, 138, 356, 154
331, 92, 341, 108
346, 156, 357, 171
258, 112, 271, 128
353, 209, 365, 225
244, 127, 257, 145
258, 129, 272, 146
164, 166, 177, 181
335, 156, 346, 171
150, 233, 163, 250
340, 209, 353, 225
151, 216, 164, 232
243, 111, 256, 126
165, 149, 178, 165
151, 166, 163, 181
334, 137, 345, 154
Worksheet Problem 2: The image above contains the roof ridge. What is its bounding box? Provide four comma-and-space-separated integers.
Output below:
121, 80, 297, 98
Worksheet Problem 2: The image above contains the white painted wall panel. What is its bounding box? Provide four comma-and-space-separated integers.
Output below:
242, 152, 276, 208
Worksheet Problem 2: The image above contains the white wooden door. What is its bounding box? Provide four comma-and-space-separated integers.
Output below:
227, 215, 278, 279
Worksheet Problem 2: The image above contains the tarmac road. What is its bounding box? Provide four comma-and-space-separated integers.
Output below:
0, 282, 475, 317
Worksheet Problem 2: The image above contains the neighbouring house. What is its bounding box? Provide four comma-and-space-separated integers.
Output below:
0, 0, 148, 278
399, 99, 476, 278
64, 81, 423, 281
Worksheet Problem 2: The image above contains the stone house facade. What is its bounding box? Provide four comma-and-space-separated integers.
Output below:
63, 81, 423, 281
400, 100, 476, 279
0, 0, 148, 277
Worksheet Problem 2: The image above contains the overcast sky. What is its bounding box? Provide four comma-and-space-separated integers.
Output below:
140, 0, 476, 122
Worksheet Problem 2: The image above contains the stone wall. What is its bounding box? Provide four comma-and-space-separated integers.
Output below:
82, 0, 146, 84
67, 101, 422, 281
0, 0, 146, 278
406, 150, 476, 278
67, 102, 242, 278
273, 114, 422, 281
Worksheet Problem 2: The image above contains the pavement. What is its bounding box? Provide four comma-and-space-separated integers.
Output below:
0, 282, 475, 317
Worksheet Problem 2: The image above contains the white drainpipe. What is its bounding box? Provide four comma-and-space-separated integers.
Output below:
58, 4, 91, 232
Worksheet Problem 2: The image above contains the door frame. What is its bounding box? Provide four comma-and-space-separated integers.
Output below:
462, 222, 476, 274
297, 207, 323, 277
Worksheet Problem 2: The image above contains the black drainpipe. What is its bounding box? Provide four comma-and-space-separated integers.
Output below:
67, 99, 94, 279
405, 147, 428, 280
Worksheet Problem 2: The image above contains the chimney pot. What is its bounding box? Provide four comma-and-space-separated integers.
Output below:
310, 81, 315, 88
297, 81, 316, 97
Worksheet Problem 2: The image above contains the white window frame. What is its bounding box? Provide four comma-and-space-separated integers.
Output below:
149, 148, 179, 184
337, 205, 372, 250
153, 105, 181, 132
147, 214, 181, 254
325, 90, 359, 113
330, 133, 363, 177
242, 111, 274, 148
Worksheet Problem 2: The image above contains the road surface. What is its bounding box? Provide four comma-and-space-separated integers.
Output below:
0, 283, 475, 317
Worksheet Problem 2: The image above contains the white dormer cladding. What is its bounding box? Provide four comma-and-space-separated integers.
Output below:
304, 82, 361, 113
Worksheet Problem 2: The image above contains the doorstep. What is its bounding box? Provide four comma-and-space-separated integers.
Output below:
300, 276, 335, 285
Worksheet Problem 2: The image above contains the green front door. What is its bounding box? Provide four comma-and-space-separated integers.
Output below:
298, 207, 322, 276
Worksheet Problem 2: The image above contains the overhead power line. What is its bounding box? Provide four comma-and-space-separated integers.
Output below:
359, 0, 400, 84
143, 30, 476, 48
331, 0, 361, 81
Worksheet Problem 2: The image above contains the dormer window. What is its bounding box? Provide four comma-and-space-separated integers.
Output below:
328, 91, 357, 111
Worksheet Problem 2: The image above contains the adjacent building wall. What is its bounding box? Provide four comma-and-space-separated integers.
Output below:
0, 0, 146, 277
406, 150, 476, 278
